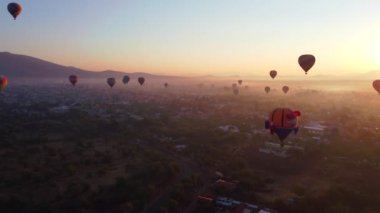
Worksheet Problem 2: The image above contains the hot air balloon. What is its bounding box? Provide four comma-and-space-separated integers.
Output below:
8, 3, 22, 20
164, 82, 168, 88
69, 75, 78, 86
238, 80, 243, 85
269, 70, 277, 79
138, 77, 145, 86
265, 86, 270, 94
244, 85, 249, 90
282, 86, 289, 94
265, 108, 301, 147
232, 83, 237, 89
373, 80, 380, 94
107, 78, 116, 88
0, 76, 8, 92
122, 75, 130, 84
298, 54, 315, 74
233, 88, 239, 95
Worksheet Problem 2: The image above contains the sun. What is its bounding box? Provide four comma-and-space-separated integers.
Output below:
369, 39, 380, 69
370, 39, 380, 68
354, 28, 380, 71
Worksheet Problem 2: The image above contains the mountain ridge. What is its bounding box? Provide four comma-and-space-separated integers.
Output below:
0, 52, 181, 79
1, 52, 379, 80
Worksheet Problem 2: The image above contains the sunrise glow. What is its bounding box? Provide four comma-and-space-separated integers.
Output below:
1, 0, 380, 76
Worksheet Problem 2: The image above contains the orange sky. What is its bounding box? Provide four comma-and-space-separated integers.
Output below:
2, 1, 380, 76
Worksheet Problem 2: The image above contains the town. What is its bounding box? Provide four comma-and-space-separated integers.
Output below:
0, 80, 380, 212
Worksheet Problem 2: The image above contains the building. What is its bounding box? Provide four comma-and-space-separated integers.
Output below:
219, 125, 240, 133
215, 179, 237, 191
303, 121, 329, 143
197, 195, 214, 204
303, 121, 327, 135
215, 197, 276, 213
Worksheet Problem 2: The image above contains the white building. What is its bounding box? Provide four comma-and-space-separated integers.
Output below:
218, 125, 240, 133
303, 121, 329, 143
303, 121, 327, 135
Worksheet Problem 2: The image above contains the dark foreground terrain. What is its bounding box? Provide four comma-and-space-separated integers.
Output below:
0, 80, 380, 213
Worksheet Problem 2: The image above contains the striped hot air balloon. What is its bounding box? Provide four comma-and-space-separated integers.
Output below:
265, 108, 301, 146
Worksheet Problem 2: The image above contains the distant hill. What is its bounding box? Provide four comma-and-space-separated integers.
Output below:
352, 70, 380, 80
315, 71, 380, 81
1, 52, 379, 81
0, 52, 178, 79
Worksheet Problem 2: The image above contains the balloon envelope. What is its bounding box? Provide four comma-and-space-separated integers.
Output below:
164, 82, 168, 88
122, 76, 130, 84
0, 76, 8, 92
298, 54, 315, 74
238, 80, 243, 85
138, 77, 145, 85
8, 3, 22, 20
265, 86, 270, 94
265, 108, 301, 145
373, 80, 380, 94
282, 86, 289, 94
107, 78, 116, 88
269, 70, 277, 79
69, 75, 78, 86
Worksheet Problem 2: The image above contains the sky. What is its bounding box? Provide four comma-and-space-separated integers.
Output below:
1, 0, 380, 76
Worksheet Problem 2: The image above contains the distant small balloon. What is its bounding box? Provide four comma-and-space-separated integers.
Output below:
107, 77, 116, 88
282, 86, 289, 94
138, 77, 145, 86
373, 80, 380, 94
164, 82, 168, 88
238, 80, 243, 85
69, 75, 78, 86
232, 83, 237, 88
0, 76, 8, 92
270, 70, 277, 79
265, 86, 270, 94
8, 3, 22, 20
122, 75, 130, 84
298, 54, 315, 74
